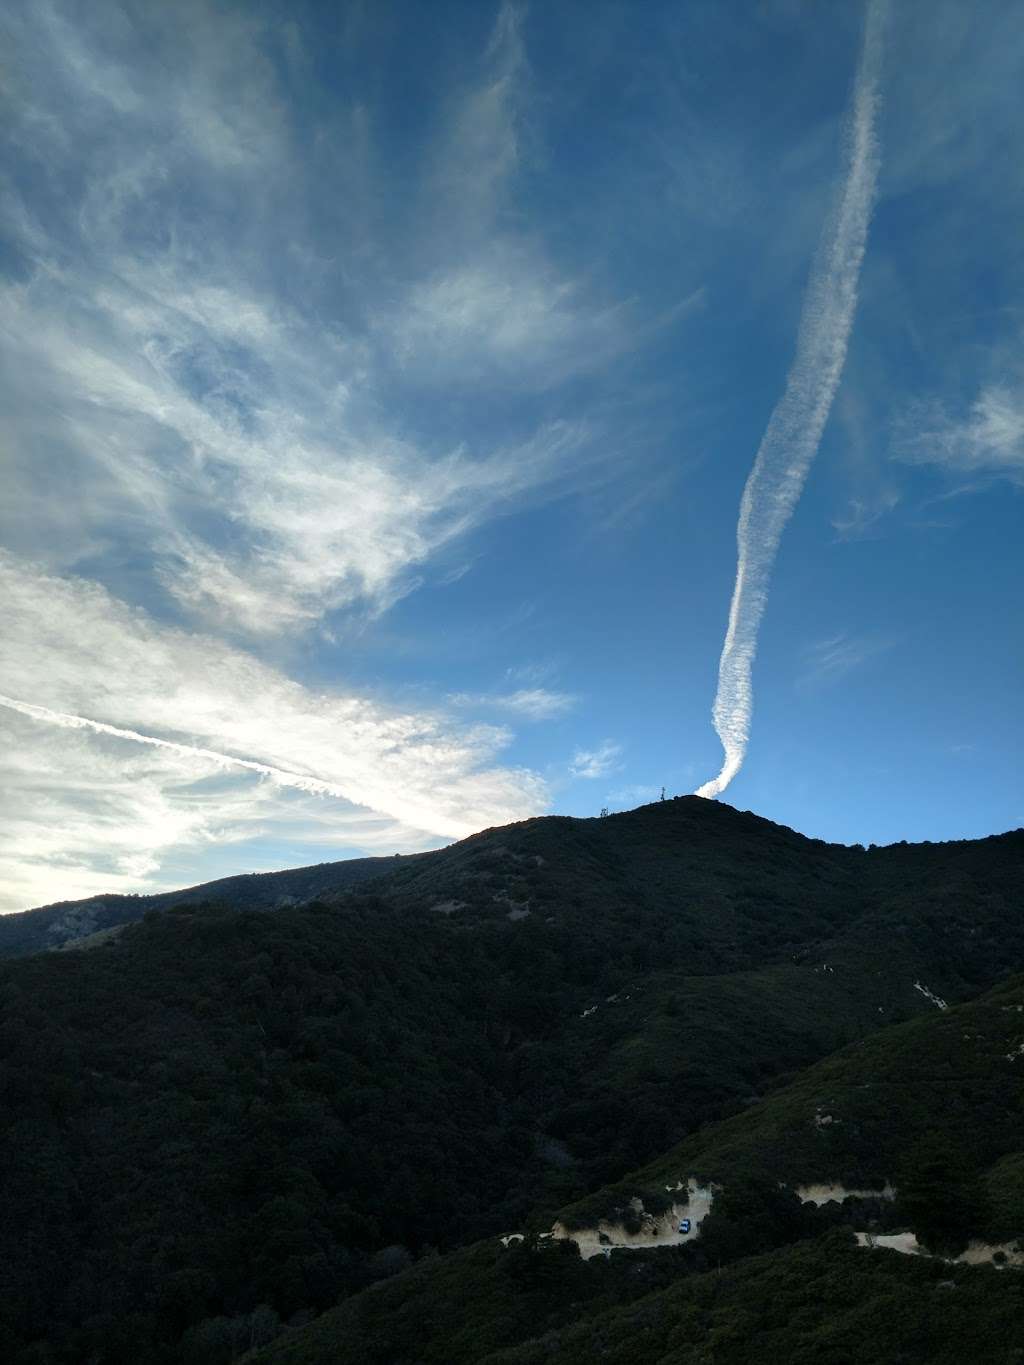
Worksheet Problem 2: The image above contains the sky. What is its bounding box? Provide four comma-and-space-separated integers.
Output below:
1, 0, 1022, 913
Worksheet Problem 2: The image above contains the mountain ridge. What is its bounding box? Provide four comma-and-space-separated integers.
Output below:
0, 852, 423, 958
7, 795, 1021, 959
2, 798, 1022, 1363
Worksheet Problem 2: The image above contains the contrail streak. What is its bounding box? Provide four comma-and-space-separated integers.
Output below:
695, 1, 887, 800
0, 693, 354, 801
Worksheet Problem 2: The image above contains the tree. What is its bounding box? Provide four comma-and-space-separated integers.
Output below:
897, 1136, 986, 1256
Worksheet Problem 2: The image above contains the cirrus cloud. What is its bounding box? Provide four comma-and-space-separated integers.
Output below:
894, 383, 1024, 483
570, 741, 623, 780
0, 553, 551, 910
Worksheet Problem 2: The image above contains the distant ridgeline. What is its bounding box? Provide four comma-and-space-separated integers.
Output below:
1, 798, 1023, 1364
0, 854, 416, 957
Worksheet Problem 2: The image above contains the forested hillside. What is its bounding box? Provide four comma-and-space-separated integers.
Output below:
250, 1232, 1024, 1365
1, 799, 1022, 1363
252, 976, 1024, 1365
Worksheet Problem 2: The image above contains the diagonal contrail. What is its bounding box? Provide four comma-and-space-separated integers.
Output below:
695, 1, 887, 800
0, 693, 354, 801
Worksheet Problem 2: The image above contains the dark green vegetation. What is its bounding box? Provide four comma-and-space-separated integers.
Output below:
249, 1233, 1024, 1365
251, 974, 1024, 1364
1, 799, 1022, 1363
583, 972, 1024, 1249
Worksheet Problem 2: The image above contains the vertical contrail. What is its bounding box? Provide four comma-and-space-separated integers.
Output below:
695, 1, 887, 800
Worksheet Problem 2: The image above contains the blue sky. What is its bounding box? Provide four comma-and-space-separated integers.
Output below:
1, 0, 1021, 911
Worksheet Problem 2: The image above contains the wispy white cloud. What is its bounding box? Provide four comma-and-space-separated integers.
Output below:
0, 242, 593, 635
499, 688, 577, 719
831, 487, 900, 540
797, 631, 890, 690
894, 383, 1024, 482
0, 554, 551, 908
379, 3, 640, 392
384, 247, 633, 393
0, 0, 630, 643
0, 704, 438, 915
570, 741, 623, 780
389, 255, 585, 385
0, 694, 393, 805
0, 709, 273, 913
449, 687, 576, 721
429, 0, 527, 238
0, 554, 549, 839
696, 0, 887, 799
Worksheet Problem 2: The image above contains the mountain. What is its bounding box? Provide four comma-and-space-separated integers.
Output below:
1, 798, 1022, 1364
248, 1228, 1024, 1365
250, 974, 1024, 1364
0, 853, 419, 958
